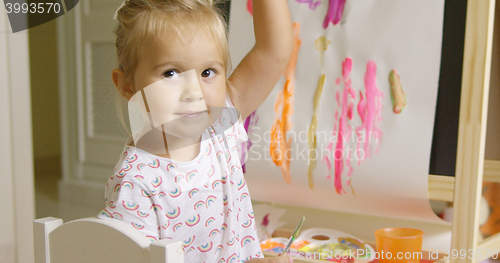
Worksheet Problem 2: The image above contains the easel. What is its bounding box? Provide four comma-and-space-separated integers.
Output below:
261, 0, 500, 261
428, 0, 499, 262
272, 1, 500, 262
180, 0, 496, 261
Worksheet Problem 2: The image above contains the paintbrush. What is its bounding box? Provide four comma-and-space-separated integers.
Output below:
282, 216, 305, 254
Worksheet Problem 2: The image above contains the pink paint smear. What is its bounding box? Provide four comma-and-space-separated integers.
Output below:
324, 58, 355, 195
323, 0, 347, 28
295, 0, 322, 10
247, 0, 253, 15
356, 60, 383, 164
240, 111, 259, 173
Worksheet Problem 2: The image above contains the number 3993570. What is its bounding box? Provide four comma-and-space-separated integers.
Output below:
5, 3, 62, 14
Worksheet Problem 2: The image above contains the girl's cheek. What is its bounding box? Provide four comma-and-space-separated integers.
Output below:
202, 87, 226, 106
205, 99, 225, 109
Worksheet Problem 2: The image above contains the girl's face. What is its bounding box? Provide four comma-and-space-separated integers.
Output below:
131, 28, 227, 140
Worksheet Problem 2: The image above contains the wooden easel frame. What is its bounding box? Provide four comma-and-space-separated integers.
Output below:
428, 0, 498, 262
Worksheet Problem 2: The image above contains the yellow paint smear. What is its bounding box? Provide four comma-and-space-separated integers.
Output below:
389, 70, 407, 114
315, 36, 330, 52
306, 35, 330, 189
307, 74, 325, 189
315, 36, 330, 70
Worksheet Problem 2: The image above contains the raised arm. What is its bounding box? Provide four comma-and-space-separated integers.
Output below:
229, 0, 293, 120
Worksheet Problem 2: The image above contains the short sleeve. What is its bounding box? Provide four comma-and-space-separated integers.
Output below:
223, 95, 248, 144
98, 173, 160, 241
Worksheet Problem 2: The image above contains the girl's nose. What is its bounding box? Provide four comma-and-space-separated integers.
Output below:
180, 70, 204, 102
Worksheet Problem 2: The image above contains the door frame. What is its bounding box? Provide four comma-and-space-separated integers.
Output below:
0, 4, 35, 263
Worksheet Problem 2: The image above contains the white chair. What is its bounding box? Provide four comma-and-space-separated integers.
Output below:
34, 217, 184, 263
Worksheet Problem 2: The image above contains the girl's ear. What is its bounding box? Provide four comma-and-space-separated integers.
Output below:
112, 68, 135, 100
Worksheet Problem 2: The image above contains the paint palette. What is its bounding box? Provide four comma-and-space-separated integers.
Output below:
260, 228, 375, 262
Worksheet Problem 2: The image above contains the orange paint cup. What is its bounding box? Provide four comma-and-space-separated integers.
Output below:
374, 228, 424, 263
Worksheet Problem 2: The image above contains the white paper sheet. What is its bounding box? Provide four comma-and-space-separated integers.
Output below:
229, 0, 448, 223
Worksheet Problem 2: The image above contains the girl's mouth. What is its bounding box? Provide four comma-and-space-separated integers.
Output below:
176, 111, 207, 118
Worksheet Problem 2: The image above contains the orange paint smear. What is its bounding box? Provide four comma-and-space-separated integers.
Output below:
269, 23, 302, 184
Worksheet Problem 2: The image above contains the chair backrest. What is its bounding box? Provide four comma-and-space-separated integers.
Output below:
33, 217, 184, 263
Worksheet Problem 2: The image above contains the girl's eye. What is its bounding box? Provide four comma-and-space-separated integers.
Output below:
163, 70, 180, 79
201, 69, 216, 78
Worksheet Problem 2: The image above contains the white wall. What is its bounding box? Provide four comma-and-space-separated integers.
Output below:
0, 4, 35, 263
29, 19, 61, 161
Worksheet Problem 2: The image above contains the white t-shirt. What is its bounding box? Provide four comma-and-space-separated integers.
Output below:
98, 97, 263, 262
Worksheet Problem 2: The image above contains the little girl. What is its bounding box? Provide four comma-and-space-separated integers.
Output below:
98, 0, 293, 262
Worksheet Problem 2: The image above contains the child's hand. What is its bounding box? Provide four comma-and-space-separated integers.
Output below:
246, 253, 294, 263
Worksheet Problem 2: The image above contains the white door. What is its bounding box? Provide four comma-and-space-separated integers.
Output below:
0, 3, 35, 263
58, 0, 128, 216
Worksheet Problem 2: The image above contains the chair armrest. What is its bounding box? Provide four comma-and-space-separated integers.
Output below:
150, 239, 184, 263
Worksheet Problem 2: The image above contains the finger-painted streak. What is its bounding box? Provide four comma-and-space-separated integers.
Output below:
247, 0, 253, 15
269, 23, 302, 184
241, 111, 258, 173
308, 36, 330, 189
295, 0, 322, 10
356, 60, 383, 165
389, 70, 406, 114
333, 58, 355, 195
323, 0, 347, 28
308, 74, 326, 189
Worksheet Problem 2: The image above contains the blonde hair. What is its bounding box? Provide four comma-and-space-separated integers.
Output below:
113, 0, 234, 133
115, 0, 231, 85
